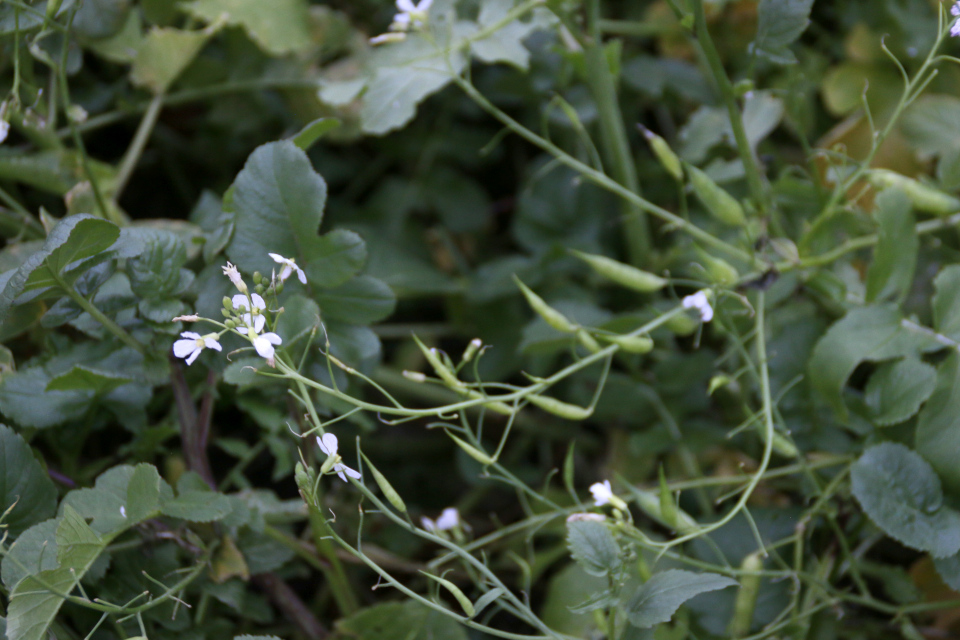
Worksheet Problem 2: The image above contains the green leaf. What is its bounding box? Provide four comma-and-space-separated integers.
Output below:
0, 426, 57, 537
0, 367, 93, 429
568, 589, 617, 614
567, 520, 621, 577
622, 570, 738, 629
933, 265, 960, 341
336, 601, 468, 640
235, 636, 283, 640
916, 352, 960, 495
125, 463, 162, 522
60, 464, 173, 535
851, 443, 960, 557
1, 519, 59, 589
749, 0, 814, 64
227, 141, 365, 289
0, 215, 120, 323
161, 491, 234, 522
6, 507, 108, 640
314, 275, 396, 325
866, 189, 918, 303
185, 0, 313, 55
902, 95, 960, 187
291, 118, 341, 151
45, 365, 133, 395
72, 0, 130, 39
471, 0, 554, 70
934, 554, 960, 592
127, 229, 191, 299
864, 358, 936, 427
131, 26, 214, 94
807, 304, 938, 419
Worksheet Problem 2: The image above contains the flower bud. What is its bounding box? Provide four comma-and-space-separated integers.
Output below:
225, 319, 236, 329
686, 163, 747, 226
402, 370, 427, 383
461, 338, 482, 363
571, 250, 667, 292
253, 271, 262, 285
221, 308, 232, 318
361, 452, 407, 512
255, 284, 265, 295
222, 296, 233, 311
276, 282, 284, 294
577, 330, 601, 353
639, 125, 683, 181
513, 276, 576, 333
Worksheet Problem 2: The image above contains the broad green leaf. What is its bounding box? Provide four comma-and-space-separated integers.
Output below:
72, 0, 130, 40
851, 443, 960, 557
1, 519, 58, 589
336, 601, 468, 640
749, 0, 814, 64
866, 189, 917, 303
161, 491, 234, 522
622, 570, 738, 629
0, 426, 57, 537
315, 275, 395, 325
935, 554, 960, 591
45, 365, 133, 395
471, 0, 554, 70
85, 8, 142, 64
126, 229, 191, 298
902, 95, 960, 187
292, 118, 341, 151
916, 352, 960, 495
807, 304, 938, 419
864, 358, 936, 427
0, 150, 89, 195
60, 464, 173, 535
276, 294, 320, 347
325, 321, 381, 373
227, 141, 365, 289
139, 297, 186, 323
0, 215, 120, 323
236, 529, 296, 574
6, 507, 107, 640
125, 464, 162, 522
184, 0, 312, 55
541, 564, 607, 636
567, 520, 621, 577
0, 367, 93, 429
131, 26, 214, 94
932, 265, 960, 341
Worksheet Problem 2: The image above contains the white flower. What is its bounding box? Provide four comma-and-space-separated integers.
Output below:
269, 253, 307, 284
952, 2, 960, 37
253, 332, 282, 366
0, 121, 9, 145
393, 0, 432, 29
223, 262, 247, 293
422, 507, 459, 532
682, 291, 714, 322
566, 512, 607, 523
233, 293, 267, 334
317, 433, 361, 482
173, 332, 222, 365
590, 480, 615, 507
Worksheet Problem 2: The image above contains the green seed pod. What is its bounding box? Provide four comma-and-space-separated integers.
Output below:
360, 452, 406, 512
665, 312, 699, 336
686, 163, 747, 226
413, 335, 464, 389
447, 432, 495, 465
294, 461, 316, 503
626, 485, 699, 535
571, 250, 668, 292
527, 394, 592, 421
868, 169, 960, 216
599, 334, 653, 354
759, 427, 799, 459
657, 466, 678, 530
45, 0, 63, 19
421, 572, 476, 617
461, 338, 482, 363
563, 443, 576, 495
513, 276, 576, 333
464, 390, 514, 416
727, 552, 763, 638
577, 330, 601, 354
639, 125, 683, 181
697, 250, 739, 286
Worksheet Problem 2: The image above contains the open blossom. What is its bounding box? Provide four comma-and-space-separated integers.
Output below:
682, 291, 714, 322
590, 480, 615, 506
233, 293, 267, 334
254, 332, 282, 366
223, 262, 247, 293
393, 0, 433, 29
317, 433, 361, 482
269, 253, 307, 284
173, 332, 221, 365
952, 2, 960, 37
422, 507, 459, 532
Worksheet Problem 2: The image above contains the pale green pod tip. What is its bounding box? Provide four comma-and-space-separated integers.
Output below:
639, 125, 683, 181
527, 394, 592, 421
420, 571, 476, 617
513, 276, 576, 333
600, 334, 653, 354
686, 163, 747, 226
571, 250, 668, 292
447, 432, 495, 465
361, 452, 407, 512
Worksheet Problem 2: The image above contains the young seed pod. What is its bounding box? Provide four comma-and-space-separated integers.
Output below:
577, 330, 601, 354
600, 334, 654, 354
686, 163, 747, 226
868, 170, 960, 216
447, 432, 495, 465
571, 250, 668, 292
665, 312, 699, 336
760, 427, 799, 459
464, 390, 514, 416
527, 394, 593, 421
421, 572, 475, 617
639, 125, 683, 181
513, 276, 576, 333
461, 338, 482, 363
727, 552, 763, 638
627, 486, 699, 535
657, 466, 678, 530
413, 336, 464, 389
360, 452, 406, 512
698, 250, 740, 286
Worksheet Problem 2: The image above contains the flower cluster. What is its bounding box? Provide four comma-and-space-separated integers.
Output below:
370, 0, 433, 45
172, 254, 302, 367
589, 480, 628, 511
317, 433, 361, 482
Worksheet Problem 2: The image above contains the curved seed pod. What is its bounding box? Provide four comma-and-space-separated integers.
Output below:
868, 170, 960, 215
571, 250, 668, 292
698, 250, 740, 286
658, 466, 677, 530
727, 552, 762, 638
687, 163, 747, 226
464, 389, 514, 416
360, 452, 406, 512
446, 432, 495, 465
600, 334, 653, 354
639, 125, 684, 181
625, 485, 699, 535
513, 276, 576, 333
665, 312, 699, 336
527, 394, 593, 420
577, 330, 601, 353
413, 335, 464, 389
421, 572, 475, 617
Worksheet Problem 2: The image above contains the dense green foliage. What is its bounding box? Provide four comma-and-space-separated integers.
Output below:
3, 1, 960, 640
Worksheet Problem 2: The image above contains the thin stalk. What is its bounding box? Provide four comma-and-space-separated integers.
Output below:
305, 492, 360, 615
56, 273, 145, 354
113, 93, 164, 201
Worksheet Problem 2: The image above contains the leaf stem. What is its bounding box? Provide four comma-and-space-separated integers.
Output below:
113, 93, 164, 201
56, 272, 145, 355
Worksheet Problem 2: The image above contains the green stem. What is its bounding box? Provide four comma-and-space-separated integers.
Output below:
692, 0, 766, 212
113, 93, 164, 201
305, 490, 360, 615
57, 272, 145, 355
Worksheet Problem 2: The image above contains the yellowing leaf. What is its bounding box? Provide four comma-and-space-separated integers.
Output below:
131, 25, 217, 94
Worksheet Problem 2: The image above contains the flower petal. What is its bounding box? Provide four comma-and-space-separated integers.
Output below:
296, 266, 307, 284
253, 314, 266, 334
253, 336, 276, 359
396, 0, 416, 11
251, 293, 266, 309
269, 253, 285, 263
185, 349, 202, 365
180, 331, 201, 340
173, 340, 198, 358
435, 507, 459, 530
232, 295, 250, 311
263, 332, 282, 345
203, 337, 222, 351
338, 463, 361, 480
320, 433, 339, 456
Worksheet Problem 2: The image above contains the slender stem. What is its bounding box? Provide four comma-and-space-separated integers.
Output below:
56, 272, 145, 354
692, 0, 766, 211
113, 93, 164, 201
304, 493, 359, 615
